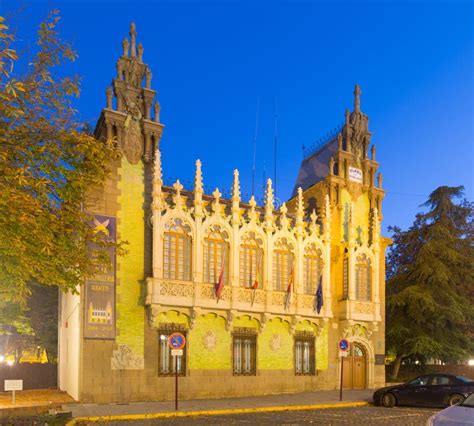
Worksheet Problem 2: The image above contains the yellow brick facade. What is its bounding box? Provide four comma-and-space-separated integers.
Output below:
59, 24, 391, 403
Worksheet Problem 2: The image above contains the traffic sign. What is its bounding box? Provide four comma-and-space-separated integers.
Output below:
338, 338, 349, 352
339, 351, 348, 357
171, 349, 183, 357
168, 332, 186, 350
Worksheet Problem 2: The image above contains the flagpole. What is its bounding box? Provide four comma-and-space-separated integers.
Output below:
252, 98, 260, 197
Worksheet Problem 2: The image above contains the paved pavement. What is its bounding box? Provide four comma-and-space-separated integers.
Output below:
63, 389, 373, 418
77, 406, 441, 425
79, 407, 439, 426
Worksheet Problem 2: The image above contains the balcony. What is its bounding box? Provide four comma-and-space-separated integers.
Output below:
145, 277, 326, 319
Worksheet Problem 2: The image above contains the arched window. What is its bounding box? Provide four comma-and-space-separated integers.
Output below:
355, 254, 371, 301
343, 248, 349, 300
303, 244, 323, 294
273, 238, 294, 291
203, 225, 229, 285
163, 218, 192, 281
239, 232, 263, 288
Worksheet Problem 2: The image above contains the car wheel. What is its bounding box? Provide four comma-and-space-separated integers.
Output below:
381, 392, 396, 408
447, 394, 464, 406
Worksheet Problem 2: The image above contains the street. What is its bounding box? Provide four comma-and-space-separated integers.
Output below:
96, 406, 440, 425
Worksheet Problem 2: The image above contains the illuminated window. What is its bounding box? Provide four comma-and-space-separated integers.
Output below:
239, 233, 264, 288
203, 225, 229, 285
303, 244, 323, 294
158, 325, 186, 376
355, 254, 371, 301
273, 239, 294, 291
233, 328, 256, 375
295, 332, 315, 375
163, 219, 192, 281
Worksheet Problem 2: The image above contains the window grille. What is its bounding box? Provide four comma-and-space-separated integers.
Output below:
158, 324, 187, 376
239, 235, 263, 288
355, 255, 371, 301
232, 328, 257, 375
342, 250, 349, 300
163, 219, 192, 281
203, 236, 229, 285
273, 250, 293, 291
294, 331, 315, 375
303, 245, 322, 294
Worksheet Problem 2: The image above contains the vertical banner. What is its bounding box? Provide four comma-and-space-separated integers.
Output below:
84, 214, 116, 339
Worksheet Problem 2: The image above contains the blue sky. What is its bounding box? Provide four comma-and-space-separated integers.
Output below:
4, 0, 473, 233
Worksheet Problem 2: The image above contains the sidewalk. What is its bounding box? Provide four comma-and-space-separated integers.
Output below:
63, 389, 373, 418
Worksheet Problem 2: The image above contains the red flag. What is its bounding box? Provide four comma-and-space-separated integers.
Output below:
215, 247, 226, 301
252, 252, 261, 290
285, 261, 294, 310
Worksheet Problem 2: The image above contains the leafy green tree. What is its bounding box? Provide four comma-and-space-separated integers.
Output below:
0, 11, 120, 311
386, 186, 474, 379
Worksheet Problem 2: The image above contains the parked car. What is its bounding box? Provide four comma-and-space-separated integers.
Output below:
373, 373, 474, 408
426, 392, 474, 425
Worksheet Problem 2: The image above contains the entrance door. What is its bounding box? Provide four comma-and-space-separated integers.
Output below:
342, 342, 367, 389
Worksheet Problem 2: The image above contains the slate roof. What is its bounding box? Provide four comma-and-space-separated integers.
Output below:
291, 137, 338, 198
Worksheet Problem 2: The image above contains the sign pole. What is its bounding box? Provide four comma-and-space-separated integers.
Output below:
12, 390, 15, 405
175, 358, 178, 411
339, 355, 343, 402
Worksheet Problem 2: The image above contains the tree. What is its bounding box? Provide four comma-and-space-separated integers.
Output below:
386, 186, 474, 379
0, 11, 121, 311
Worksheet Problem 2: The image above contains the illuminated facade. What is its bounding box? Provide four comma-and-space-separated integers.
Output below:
58, 24, 391, 403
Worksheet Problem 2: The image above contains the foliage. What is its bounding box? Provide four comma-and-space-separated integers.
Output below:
0, 12, 121, 310
386, 186, 474, 376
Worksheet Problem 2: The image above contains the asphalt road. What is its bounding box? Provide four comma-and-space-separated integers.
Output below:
99, 406, 441, 425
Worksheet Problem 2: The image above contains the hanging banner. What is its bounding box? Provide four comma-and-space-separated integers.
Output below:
84, 214, 116, 340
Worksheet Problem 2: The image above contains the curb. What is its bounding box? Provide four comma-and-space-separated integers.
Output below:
66, 401, 370, 425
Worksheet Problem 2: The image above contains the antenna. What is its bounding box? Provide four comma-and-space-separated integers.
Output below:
252, 98, 260, 196
262, 161, 266, 201
274, 97, 278, 199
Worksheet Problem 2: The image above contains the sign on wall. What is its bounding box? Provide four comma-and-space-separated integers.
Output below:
348, 167, 363, 183
84, 214, 116, 340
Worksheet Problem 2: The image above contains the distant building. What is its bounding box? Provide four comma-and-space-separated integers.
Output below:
59, 23, 391, 403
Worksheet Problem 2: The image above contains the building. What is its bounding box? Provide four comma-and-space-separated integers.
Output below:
58, 23, 391, 403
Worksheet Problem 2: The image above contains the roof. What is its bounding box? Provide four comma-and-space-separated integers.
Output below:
292, 137, 338, 197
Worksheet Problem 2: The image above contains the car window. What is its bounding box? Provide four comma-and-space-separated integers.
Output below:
408, 376, 430, 386
431, 376, 452, 385
460, 393, 474, 407
456, 376, 474, 384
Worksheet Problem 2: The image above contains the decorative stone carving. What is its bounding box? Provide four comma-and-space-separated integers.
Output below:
269, 334, 282, 352
203, 330, 217, 351
226, 310, 235, 331
160, 281, 193, 298
354, 302, 373, 315
111, 344, 144, 370
122, 93, 144, 164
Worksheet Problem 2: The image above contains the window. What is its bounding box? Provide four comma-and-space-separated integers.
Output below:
342, 249, 349, 300
294, 332, 315, 375
303, 245, 323, 294
232, 328, 257, 375
408, 376, 430, 386
203, 225, 229, 285
239, 233, 263, 288
273, 239, 294, 291
431, 375, 452, 385
158, 325, 187, 376
355, 254, 371, 301
163, 219, 192, 281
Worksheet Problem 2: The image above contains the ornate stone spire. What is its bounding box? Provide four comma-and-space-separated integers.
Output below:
279, 203, 289, 230
212, 188, 223, 215
371, 144, 376, 161
106, 87, 113, 109
354, 84, 361, 113
194, 160, 204, 218
173, 180, 184, 210
296, 187, 304, 236
338, 133, 343, 151
232, 169, 241, 224
264, 178, 274, 229
137, 42, 144, 62
247, 195, 258, 223
130, 22, 137, 58
323, 194, 331, 240
151, 149, 163, 212
309, 209, 320, 236
377, 172, 383, 189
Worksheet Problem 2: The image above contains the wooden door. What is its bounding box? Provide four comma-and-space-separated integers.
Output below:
341, 343, 366, 389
